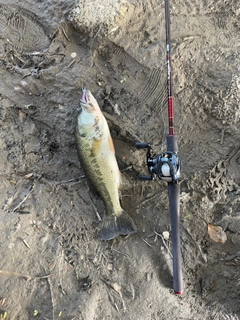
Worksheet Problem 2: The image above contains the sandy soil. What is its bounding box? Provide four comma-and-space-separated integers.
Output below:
0, 0, 240, 319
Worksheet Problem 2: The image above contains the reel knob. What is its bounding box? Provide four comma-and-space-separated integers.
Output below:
139, 175, 153, 181
135, 142, 151, 150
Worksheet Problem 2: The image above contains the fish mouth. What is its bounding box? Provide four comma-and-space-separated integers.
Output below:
81, 88, 88, 103
79, 88, 95, 113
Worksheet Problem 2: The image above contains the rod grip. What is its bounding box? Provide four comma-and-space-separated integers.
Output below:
166, 135, 178, 153
168, 182, 183, 294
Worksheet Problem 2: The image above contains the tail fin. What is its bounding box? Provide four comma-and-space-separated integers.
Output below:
97, 210, 137, 240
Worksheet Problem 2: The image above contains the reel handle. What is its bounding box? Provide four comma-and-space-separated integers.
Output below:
135, 142, 153, 180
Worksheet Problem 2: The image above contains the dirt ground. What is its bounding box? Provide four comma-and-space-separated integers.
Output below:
0, 0, 240, 319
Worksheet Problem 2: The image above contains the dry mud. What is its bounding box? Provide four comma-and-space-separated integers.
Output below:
0, 0, 240, 319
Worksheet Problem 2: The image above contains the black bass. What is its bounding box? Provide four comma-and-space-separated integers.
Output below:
75, 89, 137, 240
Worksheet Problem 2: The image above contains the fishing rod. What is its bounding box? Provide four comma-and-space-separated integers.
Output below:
135, 0, 183, 294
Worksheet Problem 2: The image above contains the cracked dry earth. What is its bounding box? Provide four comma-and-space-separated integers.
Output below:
0, 0, 240, 319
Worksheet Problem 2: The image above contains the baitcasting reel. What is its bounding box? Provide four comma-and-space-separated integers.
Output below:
135, 142, 181, 183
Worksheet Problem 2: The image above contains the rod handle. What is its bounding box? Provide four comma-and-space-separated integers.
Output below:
166, 135, 178, 153
168, 182, 183, 294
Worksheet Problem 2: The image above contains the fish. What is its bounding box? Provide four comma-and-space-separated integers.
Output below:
75, 88, 137, 240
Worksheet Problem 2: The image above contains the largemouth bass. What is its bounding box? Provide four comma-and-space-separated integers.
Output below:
75, 89, 137, 240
